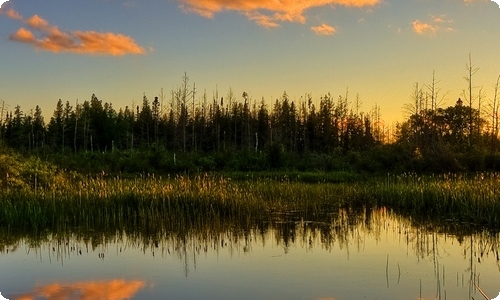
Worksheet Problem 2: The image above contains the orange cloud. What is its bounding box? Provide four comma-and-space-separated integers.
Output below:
311, 23, 336, 35
13, 279, 146, 300
412, 14, 453, 36
10, 27, 36, 43
3, 8, 22, 20
178, 0, 381, 28
26, 14, 50, 29
2, 8, 146, 56
412, 20, 438, 35
72, 31, 147, 55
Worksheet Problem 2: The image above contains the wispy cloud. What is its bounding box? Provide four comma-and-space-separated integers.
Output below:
311, 23, 336, 35
412, 14, 453, 36
178, 0, 381, 28
0, 8, 146, 56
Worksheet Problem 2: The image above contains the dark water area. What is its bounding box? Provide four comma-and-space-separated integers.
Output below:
1, 207, 500, 300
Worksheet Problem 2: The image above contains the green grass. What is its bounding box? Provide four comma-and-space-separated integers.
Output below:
222, 170, 364, 183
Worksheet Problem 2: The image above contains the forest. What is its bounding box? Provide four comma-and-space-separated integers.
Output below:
1, 71, 500, 175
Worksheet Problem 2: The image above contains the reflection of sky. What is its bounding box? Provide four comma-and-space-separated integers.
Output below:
1, 211, 500, 300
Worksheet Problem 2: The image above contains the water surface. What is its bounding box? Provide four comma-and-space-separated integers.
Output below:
1, 208, 499, 300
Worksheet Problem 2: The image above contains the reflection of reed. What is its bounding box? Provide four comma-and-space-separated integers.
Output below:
12, 279, 145, 300
2, 207, 499, 257
3, 173, 500, 238
2, 207, 499, 275
474, 283, 490, 300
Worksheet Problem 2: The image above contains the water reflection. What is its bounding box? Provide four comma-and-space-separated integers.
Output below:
13, 280, 145, 300
1, 207, 500, 299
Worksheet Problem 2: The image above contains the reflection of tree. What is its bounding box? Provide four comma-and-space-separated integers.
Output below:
13, 279, 145, 300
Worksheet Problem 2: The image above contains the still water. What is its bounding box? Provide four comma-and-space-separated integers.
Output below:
1, 208, 499, 300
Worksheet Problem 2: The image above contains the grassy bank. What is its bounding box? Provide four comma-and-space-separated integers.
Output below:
365, 173, 500, 226
1, 146, 500, 232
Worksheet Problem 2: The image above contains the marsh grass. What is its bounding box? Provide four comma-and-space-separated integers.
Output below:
1, 169, 500, 232
360, 173, 500, 226
0, 173, 344, 232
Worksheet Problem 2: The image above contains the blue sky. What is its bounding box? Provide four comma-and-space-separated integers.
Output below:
0, 0, 499, 124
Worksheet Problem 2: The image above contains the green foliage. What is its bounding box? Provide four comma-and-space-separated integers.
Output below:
0, 147, 26, 189
0, 146, 78, 190
395, 98, 500, 172
266, 142, 285, 169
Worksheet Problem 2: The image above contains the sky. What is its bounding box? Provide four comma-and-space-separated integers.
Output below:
0, 0, 499, 125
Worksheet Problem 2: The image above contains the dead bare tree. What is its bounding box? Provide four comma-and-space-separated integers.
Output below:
176, 72, 192, 152
0, 99, 7, 143
463, 53, 479, 146
489, 75, 500, 151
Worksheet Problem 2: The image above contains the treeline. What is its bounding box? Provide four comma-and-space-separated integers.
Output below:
0, 74, 381, 154
1, 72, 500, 174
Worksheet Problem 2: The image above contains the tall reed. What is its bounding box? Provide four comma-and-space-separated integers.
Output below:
2, 172, 500, 232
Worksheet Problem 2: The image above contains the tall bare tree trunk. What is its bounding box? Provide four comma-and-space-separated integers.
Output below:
74, 100, 78, 154
464, 53, 479, 146
192, 83, 196, 151
492, 75, 500, 151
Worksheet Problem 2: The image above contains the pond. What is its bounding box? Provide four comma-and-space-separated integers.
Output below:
1, 207, 499, 300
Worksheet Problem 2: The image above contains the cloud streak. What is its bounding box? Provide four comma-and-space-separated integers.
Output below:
178, 0, 381, 28
1, 8, 146, 56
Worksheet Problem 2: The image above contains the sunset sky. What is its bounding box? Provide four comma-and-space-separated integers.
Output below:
0, 0, 499, 124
